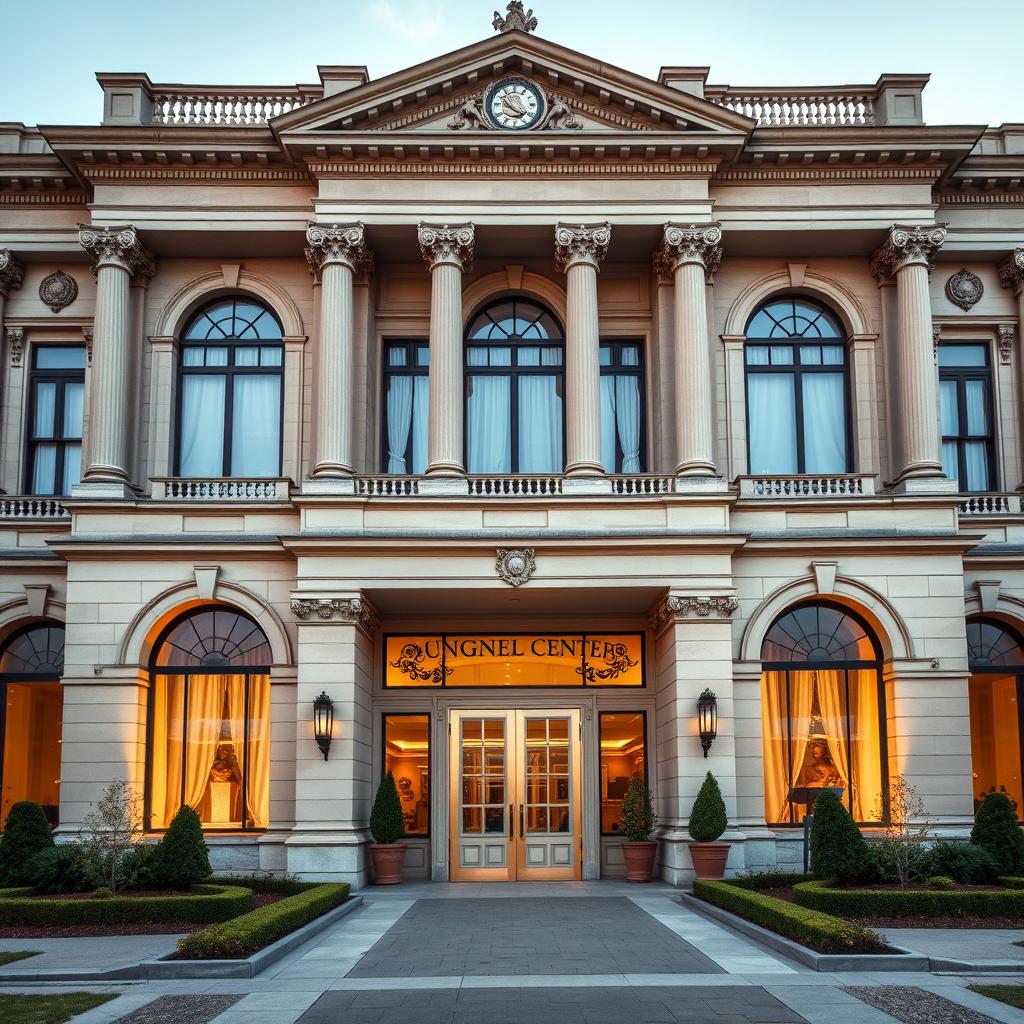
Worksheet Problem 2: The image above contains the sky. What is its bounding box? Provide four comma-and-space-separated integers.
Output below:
2, 0, 1022, 128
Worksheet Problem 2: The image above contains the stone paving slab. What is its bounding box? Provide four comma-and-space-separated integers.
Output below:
0, 935, 182, 973
880, 929, 1024, 963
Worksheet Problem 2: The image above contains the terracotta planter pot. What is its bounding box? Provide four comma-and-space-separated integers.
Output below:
622, 841, 658, 883
689, 841, 730, 880
370, 843, 407, 885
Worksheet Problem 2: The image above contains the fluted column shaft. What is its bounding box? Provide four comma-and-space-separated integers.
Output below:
555, 223, 610, 476
419, 223, 474, 477
999, 250, 1024, 488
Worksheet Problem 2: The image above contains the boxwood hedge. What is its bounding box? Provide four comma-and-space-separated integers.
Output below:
206, 874, 318, 897
792, 879, 1024, 918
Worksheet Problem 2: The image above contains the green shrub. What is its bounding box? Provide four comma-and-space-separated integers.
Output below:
693, 878, 885, 954
727, 872, 813, 890
0, 802, 54, 886
620, 772, 656, 841
688, 772, 727, 843
809, 790, 872, 884
90, 887, 113, 900
925, 875, 956, 889
792, 879, 1024, 919
972, 793, 1024, 875
370, 772, 404, 845
921, 840, 998, 884
208, 873, 316, 896
120, 843, 159, 890
27, 844, 93, 894
177, 882, 349, 959
150, 807, 211, 889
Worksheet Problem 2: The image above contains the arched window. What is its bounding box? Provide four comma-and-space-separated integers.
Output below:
967, 618, 1024, 817
176, 298, 283, 478
745, 297, 850, 475
465, 298, 564, 473
760, 603, 886, 824
0, 622, 64, 826
148, 606, 271, 831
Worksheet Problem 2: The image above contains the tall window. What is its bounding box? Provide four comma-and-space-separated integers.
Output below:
600, 342, 644, 473
382, 340, 429, 474
0, 623, 64, 826
176, 299, 283, 478
967, 618, 1024, 816
148, 606, 271, 831
27, 346, 85, 496
940, 344, 995, 492
745, 298, 850, 475
465, 298, 564, 473
760, 603, 886, 824
599, 711, 647, 834
383, 714, 430, 836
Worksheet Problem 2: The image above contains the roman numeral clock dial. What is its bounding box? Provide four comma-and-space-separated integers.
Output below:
486, 79, 544, 130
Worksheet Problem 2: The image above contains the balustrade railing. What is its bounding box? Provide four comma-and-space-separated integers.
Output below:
150, 88, 318, 126
706, 87, 876, 126
468, 476, 563, 497
152, 478, 290, 500
0, 497, 69, 520
354, 474, 678, 497
357, 477, 419, 497
738, 474, 875, 499
958, 493, 1023, 515
610, 475, 674, 495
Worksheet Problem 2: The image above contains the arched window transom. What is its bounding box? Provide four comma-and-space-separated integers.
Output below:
968, 619, 1024, 669
0, 623, 65, 676
762, 604, 878, 663
154, 607, 272, 668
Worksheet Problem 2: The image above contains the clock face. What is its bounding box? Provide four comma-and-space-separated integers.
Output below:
486, 79, 544, 130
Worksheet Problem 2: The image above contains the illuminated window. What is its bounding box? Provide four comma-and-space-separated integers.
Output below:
0, 622, 65, 826
599, 712, 647, 834
760, 603, 886, 824
383, 714, 430, 836
148, 607, 271, 831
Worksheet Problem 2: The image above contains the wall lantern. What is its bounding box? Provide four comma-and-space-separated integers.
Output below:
313, 691, 335, 761
697, 688, 718, 758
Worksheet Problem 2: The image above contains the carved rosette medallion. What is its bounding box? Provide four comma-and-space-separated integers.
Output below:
38, 270, 79, 313
77, 225, 155, 281
999, 324, 1016, 366
944, 268, 983, 312
999, 249, 1024, 294
5, 326, 24, 367
493, 0, 537, 33
651, 594, 739, 632
0, 249, 25, 298
496, 548, 536, 587
870, 224, 946, 281
290, 596, 381, 634
304, 222, 373, 281
418, 222, 475, 272
554, 222, 611, 272
655, 222, 723, 279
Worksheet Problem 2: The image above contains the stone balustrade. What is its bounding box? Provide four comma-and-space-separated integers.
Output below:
958, 493, 1023, 516
151, 478, 291, 500
706, 86, 876, 126
738, 474, 876, 499
0, 497, 69, 520
150, 87, 319, 126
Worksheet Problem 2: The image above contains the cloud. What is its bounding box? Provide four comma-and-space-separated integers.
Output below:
367, 0, 448, 42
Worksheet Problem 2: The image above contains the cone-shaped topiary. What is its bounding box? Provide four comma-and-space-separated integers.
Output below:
370, 770, 405, 845
0, 801, 55, 885
620, 772, 656, 842
809, 789, 871, 884
150, 806, 211, 890
688, 772, 728, 842
971, 792, 1024, 875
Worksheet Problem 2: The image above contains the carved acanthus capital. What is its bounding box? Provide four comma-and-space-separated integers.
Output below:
418, 222, 475, 272
651, 594, 739, 632
78, 225, 155, 281
554, 222, 611, 272
870, 224, 946, 281
5, 326, 24, 367
999, 249, 1024, 294
290, 596, 381, 635
655, 222, 723, 279
0, 250, 25, 298
304, 222, 374, 280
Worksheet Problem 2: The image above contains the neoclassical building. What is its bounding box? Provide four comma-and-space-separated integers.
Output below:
1, 6, 1023, 886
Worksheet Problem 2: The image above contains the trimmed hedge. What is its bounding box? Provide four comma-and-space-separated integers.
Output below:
177, 882, 349, 959
207, 874, 318, 897
792, 879, 1024, 919
0, 883, 253, 927
723, 872, 813, 891
999, 876, 1024, 890
693, 878, 885, 954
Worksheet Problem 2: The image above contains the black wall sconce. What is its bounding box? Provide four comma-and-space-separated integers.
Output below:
313, 691, 335, 761
697, 688, 718, 758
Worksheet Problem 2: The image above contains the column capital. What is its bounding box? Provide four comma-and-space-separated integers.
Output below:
78, 224, 155, 281
418, 222, 474, 272
871, 223, 946, 281
999, 248, 1024, 294
654, 222, 723, 278
304, 221, 373, 280
554, 221, 611, 272
650, 593, 739, 634
0, 249, 25, 298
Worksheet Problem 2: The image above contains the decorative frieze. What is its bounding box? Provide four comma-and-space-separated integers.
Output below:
654, 223, 723, 278
418, 222, 475, 272
39, 270, 79, 313
651, 594, 739, 632
870, 224, 946, 281
999, 249, 1024, 294
496, 548, 536, 587
554, 222, 611, 271
5, 326, 24, 367
77, 225, 155, 281
999, 324, 1016, 366
304, 222, 373, 280
0, 249, 25, 298
290, 596, 381, 634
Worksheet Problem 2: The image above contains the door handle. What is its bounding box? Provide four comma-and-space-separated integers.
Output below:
519, 803, 525, 838
509, 803, 514, 841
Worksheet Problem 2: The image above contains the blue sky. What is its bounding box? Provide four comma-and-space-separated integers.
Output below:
3, 0, 1022, 127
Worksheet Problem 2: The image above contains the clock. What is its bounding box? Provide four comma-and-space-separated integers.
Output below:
485, 78, 545, 130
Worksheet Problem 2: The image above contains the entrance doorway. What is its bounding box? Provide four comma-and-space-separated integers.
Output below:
449, 709, 582, 881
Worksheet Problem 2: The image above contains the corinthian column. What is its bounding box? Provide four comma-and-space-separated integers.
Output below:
872, 225, 947, 486
555, 222, 610, 477
77, 225, 154, 493
655, 223, 722, 477
1000, 250, 1024, 489
418, 223, 474, 477
305, 223, 373, 480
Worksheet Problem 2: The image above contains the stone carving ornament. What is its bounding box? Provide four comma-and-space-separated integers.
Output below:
999, 324, 1015, 366
290, 596, 380, 634
651, 594, 739, 632
448, 86, 582, 132
418, 222, 475, 272
448, 94, 491, 130
554, 222, 612, 271
871, 224, 947, 280
944, 268, 983, 312
38, 270, 78, 313
77, 225, 155, 282
493, 0, 537, 33
496, 547, 536, 586
655, 223, 724, 278
5, 326, 24, 367
304, 222, 373, 279
999, 248, 1024, 293
0, 249, 25, 297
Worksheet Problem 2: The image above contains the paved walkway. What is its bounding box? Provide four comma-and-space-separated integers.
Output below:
882, 927, 1024, 964
0, 934, 181, 975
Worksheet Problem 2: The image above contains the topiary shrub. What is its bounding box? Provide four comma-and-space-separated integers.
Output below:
926, 875, 956, 890
370, 771, 404, 845
688, 772, 727, 843
809, 789, 872, 885
28, 843, 94, 894
972, 793, 1024, 875
922, 840, 998, 884
620, 772, 656, 842
0, 801, 55, 885
150, 806, 211, 890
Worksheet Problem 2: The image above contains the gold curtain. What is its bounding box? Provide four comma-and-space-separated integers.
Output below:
245, 676, 271, 828
787, 670, 815, 818
761, 671, 788, 823
183, 676, 225, 813
222, 675, 246, 826
152, 675, 184, 828
848, 669, 883, 821
814, 669, 851, 804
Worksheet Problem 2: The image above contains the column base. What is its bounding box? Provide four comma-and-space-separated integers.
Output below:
672, 475, 728, 495
302, 477, 357, 495
564, 461, 606, 478
284, 826, 370, 887
71, 481, 135, 500
418, 476, 470, 496
424, 462, 465, 477
561, 475, 613, 495
888, 475, 958, 496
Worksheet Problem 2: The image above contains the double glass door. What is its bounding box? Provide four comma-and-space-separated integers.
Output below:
449, 709, 582, 881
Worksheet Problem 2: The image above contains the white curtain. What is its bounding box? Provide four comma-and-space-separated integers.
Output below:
964, 380, 989, 491
747, 374, 797, 473
600, 375, 642, 473
411, 376, 428, 474
518, 375, 561, 472
180, 376, 225, 476
31, 447, 56, 495
600, 376, 616, 472
802, 373, 846, 473
386, 376, 414, 474
63, 382, 84, 439
467, 376, 511, 473
61, 445, 81, 496
231, 375, 280, 476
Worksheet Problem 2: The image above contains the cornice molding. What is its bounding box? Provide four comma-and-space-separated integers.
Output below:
290, 596, 380, 635
870, 223, 946, 282
77, 224, 155, 282
0, 250, 25, 299
304, 222, 373, 280
654, 222, 723, 278
80, 166, 310, 184
937, 191, 1024, 206
418, 222, 475, 272
718, 166, 943, 183
999, 249, 1024, 294
554, 222, 611, 272
651, 594, 739, 632
306, 160, 717, 178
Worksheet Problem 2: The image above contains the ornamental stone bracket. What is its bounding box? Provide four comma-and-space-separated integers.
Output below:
999, 249, 1024, 294
418, 222, 475, 272
653, 223, 723, 280
554, 222, 611, 271
870, 224, 947, 281
650, 593, 740, 634
5, 326, 24, 367
0, 249, 25, 298
77, 224, 155, 282
999, 324, 1015, 366
304, 222, 374, 281
290, 595, 381, 636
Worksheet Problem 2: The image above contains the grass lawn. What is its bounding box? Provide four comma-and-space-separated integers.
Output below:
969, 985, 1024, 1010
0, 951, 41, 966
0, 993, 114, 1023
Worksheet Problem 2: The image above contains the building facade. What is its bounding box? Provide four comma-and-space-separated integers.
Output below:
2, 7, 1024, 887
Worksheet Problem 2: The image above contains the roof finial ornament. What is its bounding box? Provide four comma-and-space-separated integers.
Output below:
493, 1, 538, 33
